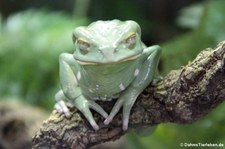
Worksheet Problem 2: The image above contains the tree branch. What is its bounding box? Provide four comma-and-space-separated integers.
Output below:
32, 41, 225, 149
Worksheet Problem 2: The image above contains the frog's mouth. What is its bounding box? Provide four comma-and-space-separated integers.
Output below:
76, 54, 141, 65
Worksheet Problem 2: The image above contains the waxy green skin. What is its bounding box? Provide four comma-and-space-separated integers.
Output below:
54, 20, 161, 131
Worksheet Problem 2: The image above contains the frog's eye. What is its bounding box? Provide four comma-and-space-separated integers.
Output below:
125, 33, 136, 49
77, 40, 90, 54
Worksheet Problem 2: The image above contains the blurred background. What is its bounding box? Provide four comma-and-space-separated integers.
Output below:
0, 0, 225, 148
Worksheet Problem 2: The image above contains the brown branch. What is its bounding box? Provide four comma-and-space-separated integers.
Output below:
32, 41, 225, 149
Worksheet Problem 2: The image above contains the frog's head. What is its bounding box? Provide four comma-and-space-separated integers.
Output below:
72, 20, 144, 65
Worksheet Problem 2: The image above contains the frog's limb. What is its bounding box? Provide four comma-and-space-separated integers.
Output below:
55, 53, 108, 130
54, 90, 108, 130
58, 53, 81, 98
74, 95, 108, 130
104, 45, 161, 130
54, 53, 80, 117
54, 90, 71, 117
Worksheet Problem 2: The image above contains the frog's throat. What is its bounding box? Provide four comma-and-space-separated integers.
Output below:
76, 54, 141, 65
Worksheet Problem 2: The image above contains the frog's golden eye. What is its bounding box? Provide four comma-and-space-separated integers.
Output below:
125, 33, 136, 49
77, 39, 90, 54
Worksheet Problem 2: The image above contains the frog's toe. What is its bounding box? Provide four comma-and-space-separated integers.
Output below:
104, 116, 113, 125
122, 120, 129, 131
54, 100, 71, 117
66, 101, 74, 108
80, 107, 100, 130
122, 102, 133, 131
122, 115, 129, 131
89, 100, 108, 118
104, 110, 118, 125
54, 102, 63, 113
104, 98, 124, 125
89, 119, 99, 130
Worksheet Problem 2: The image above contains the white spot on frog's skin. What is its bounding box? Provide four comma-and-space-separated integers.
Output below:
134, 68, 140, 76
76, 71, 81, 81
95, 85, 99, 90
89, 89, 94, 93
119, 83, 125, 91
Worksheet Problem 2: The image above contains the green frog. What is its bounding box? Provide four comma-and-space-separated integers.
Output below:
54, 20, 161, 130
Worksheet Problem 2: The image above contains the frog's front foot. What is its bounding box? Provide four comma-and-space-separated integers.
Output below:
54, 100, 74, 117
54, 90, 74, 117
74, 95, 108, 130
104, 89, 138, 131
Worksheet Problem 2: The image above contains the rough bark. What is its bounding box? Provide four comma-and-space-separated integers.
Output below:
32, 41, 225, 149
